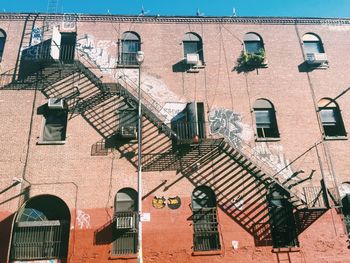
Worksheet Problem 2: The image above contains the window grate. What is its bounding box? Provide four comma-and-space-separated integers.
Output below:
112, 211, 138, 255
10, 221, 68, 260
192, 208, 221, 251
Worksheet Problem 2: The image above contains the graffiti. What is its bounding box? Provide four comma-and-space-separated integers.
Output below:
160, 102, 187, 123
31, 27, 42, 45
76, 209, 91, 229
152, 196, 166, 209
252, 143, 294, 180
76, 34, 117, 72
209, 108, 253, 148
167, 196, 181, 209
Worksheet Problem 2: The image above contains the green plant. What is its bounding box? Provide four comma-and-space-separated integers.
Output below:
234, 48, 266, 72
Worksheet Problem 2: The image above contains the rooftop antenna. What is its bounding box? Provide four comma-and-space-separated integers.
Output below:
232, 8, 237, 17
196, 8, 204, 17
139, 5, 150, 16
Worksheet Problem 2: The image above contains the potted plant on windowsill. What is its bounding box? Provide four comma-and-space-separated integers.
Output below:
234, 48, 267, 72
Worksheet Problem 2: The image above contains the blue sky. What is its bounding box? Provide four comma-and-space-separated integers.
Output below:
1, 0, 350, 18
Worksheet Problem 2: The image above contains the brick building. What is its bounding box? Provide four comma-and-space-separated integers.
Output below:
1, 13, 350, 263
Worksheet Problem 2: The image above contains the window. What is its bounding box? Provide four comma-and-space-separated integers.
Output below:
183, 32, 204, 63
253, 99, 279, 139
40, 101, 68, 143
120, 32, 140, 66
112, 188, 138, 255
10, 195, 70, 261
302, 33, 324, 54
191, 186, 221, 252
342, 193, 350, 237
0, 29, 6, 61
244, 32, 264, 54
267, 186, 298, 248
318, 98, 346, 138
173, 102, 206, 143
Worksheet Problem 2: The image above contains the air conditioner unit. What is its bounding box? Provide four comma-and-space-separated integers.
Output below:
48, 98, 64, 109
121, 126, 137, 139
116, 216, 133, 229
186, 53, 200, 65
306, 53, 328, 65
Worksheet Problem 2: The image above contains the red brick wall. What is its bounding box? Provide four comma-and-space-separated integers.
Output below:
1, 14, 350, 262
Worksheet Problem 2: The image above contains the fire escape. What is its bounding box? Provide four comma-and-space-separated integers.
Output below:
0, 17, 337, 247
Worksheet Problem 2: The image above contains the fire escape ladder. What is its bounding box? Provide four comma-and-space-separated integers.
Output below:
13, 14, 39, 81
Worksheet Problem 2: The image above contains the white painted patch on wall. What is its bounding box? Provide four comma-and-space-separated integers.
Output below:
253, 143, 294, 180
76, 34, 117, 72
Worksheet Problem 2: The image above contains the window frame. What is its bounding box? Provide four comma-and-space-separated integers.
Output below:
318, 99, 347, 139
191, 186, 221, 252
0, 29, 7, 62
119, 32, 141, 67
253, 99, 280, 140
112, 188, 138, 256
38, 105, 68, 145
243, 32, 264, 54
183, 32, 204, 64
302, 33, 325, 54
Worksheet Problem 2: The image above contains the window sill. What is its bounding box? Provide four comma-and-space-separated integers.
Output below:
255, 137, 280, 142
324, 136, 348, 141
272, 247, 300, 253
116, 64, 140, 68
37, 140, 66, 145
109, 254, 137, 260
192, 249, 223, 256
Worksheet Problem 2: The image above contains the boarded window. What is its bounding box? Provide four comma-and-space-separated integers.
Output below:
42, 109, 68, 142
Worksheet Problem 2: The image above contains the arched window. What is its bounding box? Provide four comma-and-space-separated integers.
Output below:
183, 32, 204, 64
120, 31, 141, 65
112, 188, 138, 255
318, 98, 346, 138
10, 195, 70, 261
244, 32, 264, 54
253, 99, 279, 139
0, 29, 6, 61
302, 33, 324, 54
267, 185, 298, 248
191, 186, 221, 251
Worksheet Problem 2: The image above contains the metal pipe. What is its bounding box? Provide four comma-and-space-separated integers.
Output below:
136, 50, 144, 263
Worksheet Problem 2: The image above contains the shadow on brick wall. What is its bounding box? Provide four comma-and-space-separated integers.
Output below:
0, 213, 15, 262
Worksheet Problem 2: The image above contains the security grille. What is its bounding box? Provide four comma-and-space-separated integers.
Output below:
192, 208, 221, 251
10, 220, 68, 260
112, 211, 138, 255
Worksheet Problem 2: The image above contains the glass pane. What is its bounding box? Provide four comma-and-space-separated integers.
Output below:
304, 41, 323, 53
245, 41, 262, 53
184, 41, 199, 56
0, 38, 5, 57
255, 110, 271, 125
320, 109, 336, 124
122, 40, 139, 53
